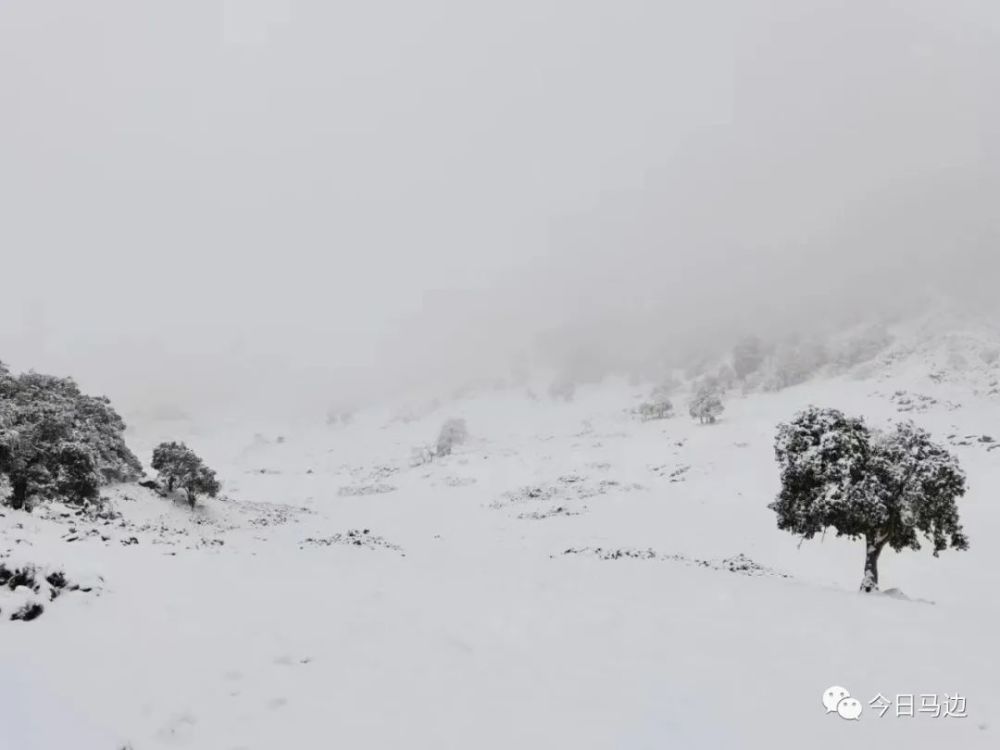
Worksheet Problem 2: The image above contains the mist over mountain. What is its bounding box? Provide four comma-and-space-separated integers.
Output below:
2, 0, 997, 415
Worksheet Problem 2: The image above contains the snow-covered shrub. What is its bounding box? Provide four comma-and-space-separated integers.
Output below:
688, 382, 724, 424
0, 367, 142, 511
0, 561, 92, 622
769, 407, 968, 592
326, 408, 355, 426
410, 445, 435, 467
436, 418, 468, 457
151, 442, 221, 509
636, 399, 673, 421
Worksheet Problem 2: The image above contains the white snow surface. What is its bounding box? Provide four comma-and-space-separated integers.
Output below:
2, 342, 999, 748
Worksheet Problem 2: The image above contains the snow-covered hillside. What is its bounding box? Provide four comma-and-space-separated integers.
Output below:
2, 327, 999, 749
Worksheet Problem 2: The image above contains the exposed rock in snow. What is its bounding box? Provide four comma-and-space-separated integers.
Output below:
561, 548, 791, 579
337, 483, 398, 497
300, 530, 403, 554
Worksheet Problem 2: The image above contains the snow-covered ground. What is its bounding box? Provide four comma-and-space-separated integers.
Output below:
2, 330, 999, 749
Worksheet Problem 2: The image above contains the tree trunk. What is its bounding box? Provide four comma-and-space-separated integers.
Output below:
860, 538, 884, 593
10, 476, 28, 511
186, 490, 196, 509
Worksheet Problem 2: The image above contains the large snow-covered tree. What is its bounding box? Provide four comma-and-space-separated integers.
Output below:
151, 441, 220, 508
769, 407, 968, 591
688, 382, 724, 424
0, 367, 141, 510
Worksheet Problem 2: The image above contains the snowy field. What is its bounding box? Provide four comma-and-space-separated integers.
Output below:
3, 1, 996, 747
2, 346, 999, 749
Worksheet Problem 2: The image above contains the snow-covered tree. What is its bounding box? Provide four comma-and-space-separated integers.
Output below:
151, 442, 187, 492
0, 368, 141, 510
436, 418, 468, 457
636, 398, 673, 421
326, 408, 355, 427
151, 442, 220, 508
688, 382, 724, 424
52, 443, 101, 505
769, 407, 968, 592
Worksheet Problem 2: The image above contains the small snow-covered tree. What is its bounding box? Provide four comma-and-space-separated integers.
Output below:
151, 442, 220, 508
636, 399, 673, 421
436, 418, 468, 457
326, 408, 355, 426
769, 407, 968, 592
151, 442, 187, 492
689, 382, 724, 425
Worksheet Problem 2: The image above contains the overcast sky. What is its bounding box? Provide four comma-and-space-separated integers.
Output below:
1, 1, 997, 416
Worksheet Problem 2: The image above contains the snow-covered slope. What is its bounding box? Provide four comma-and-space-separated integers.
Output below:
2, 331, 999, 749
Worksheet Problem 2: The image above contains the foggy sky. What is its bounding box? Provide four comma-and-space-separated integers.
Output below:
2, 1, 998, 416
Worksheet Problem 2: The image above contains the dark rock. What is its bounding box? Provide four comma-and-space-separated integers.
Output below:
5, 565, 39, 592
45, 571, 68, 590
11, 602, 44, 621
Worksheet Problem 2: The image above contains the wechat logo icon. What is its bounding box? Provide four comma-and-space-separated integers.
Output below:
823, 686, 862, 721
